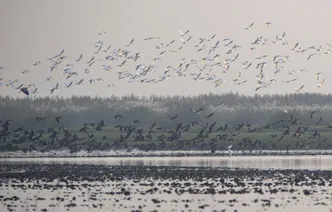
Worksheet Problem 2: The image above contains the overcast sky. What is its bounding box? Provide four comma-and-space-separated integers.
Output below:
1, 0, 332, 98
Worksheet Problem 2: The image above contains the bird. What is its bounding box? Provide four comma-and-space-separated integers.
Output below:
36, 117, 47, 122
167, 114, 178, 120
309, 111, 319, 118
149, 122, 156, 129
291, 42, 299, 50
205, 113, 214, 118
316, 116, 323, 125
76, 79, 84, 85
114, 114, 124, 119
294, 85, 304, 92
244, 22, 254, 30
103, 44, 112, 52
118, 60, 127, 67
20, 87, 29, 96
55, 117, 62, 123
126, 38, 135, 47
98, 31, 106, 35
32, 61, 41, 67
307, 53, 317, 60
316, 72, 323, 80
190, 108, 204, 114
265, 22, 273, 28
76, 54, 83, 62
317, 79, 325, 88
20, 70, 29, 75
144, 37, 161, 40
177, 29, 190, 36
227, 145, 232, 157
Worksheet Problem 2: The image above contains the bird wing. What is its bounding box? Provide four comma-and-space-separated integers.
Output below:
177, 29, 184, 35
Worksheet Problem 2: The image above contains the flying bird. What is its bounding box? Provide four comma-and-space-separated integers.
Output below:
205, 113, 214, 118
293, 85, 304, 92
307, 53, 317, 60
114, 114, 124, 119
126, 38, 135, 47
36, 117, 47, 122
317, 79, 325, 88
177, 29, 190, 36
20, 87, 29, 96
55, 116, 62, 123
309, 111, 319, 118
167, 114, 178, 120
316, 72, 323, 80
76, 54, 83, 62
244, 22, 254, 30
32, 61, 41, 67
190, 108, 204, 114
265, 22, 273, 28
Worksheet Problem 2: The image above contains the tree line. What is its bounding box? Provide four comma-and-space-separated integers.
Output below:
1, 92, 332, 130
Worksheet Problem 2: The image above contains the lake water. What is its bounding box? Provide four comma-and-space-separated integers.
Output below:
2, 155, 332, 170
1, 156, 332, 212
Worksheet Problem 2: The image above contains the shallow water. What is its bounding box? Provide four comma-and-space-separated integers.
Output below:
1, 179, 331, 212
2, 155, 332, 170
1, 161, 332, 211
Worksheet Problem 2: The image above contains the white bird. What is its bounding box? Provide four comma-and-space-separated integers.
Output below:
316, 72, 323, 80
317, 79, 325, 88
227, 145, 232, 157
102, 65, 112, 71
180, 36, 192, 44
177, 29, 190, 36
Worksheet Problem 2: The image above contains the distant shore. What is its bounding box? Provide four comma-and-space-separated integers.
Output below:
1, 149, 332, 158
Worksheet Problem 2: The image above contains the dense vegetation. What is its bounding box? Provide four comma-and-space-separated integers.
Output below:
1, 92, 332, 128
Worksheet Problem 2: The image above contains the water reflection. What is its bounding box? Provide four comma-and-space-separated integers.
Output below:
2, 156, 332, 170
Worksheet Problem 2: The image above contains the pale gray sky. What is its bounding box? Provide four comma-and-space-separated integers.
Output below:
1, 0, 332, 98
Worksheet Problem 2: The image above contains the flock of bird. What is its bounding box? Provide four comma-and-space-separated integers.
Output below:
0, 105, 330, 152
0, 21, 330, 96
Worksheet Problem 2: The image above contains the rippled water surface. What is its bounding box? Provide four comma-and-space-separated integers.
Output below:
2, 155, 332, 170
1, 156, 332, 212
